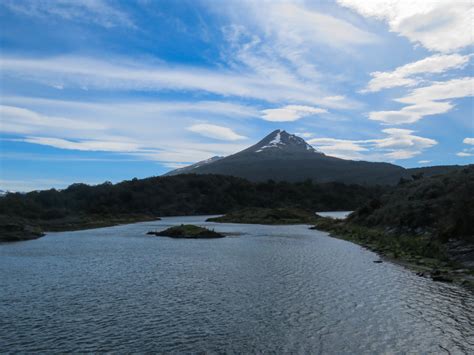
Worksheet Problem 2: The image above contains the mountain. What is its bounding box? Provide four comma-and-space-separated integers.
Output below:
164, 156, 223, 176
166, 130, 411, 185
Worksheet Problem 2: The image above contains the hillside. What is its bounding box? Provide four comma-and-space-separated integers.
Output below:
166, 130, 461, 185
348, 165, 474, 241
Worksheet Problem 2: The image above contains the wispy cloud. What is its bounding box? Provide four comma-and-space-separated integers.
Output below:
1, 0, 135, 28
362, 54, 471, 93
187, 124, 246, 141
0, 97, 251, 165
308, 128, 437, 160
261, 105, 327, 122
338, 0, 474, 53
369, 77, 474, 124
0, 104, 106, 134
457, 137, 474, 157
0, 55, 358, 109
21, 136, 142, 152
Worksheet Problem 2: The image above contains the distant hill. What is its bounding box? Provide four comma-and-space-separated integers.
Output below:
0, 174, 384, 241
165, 129, 462, 185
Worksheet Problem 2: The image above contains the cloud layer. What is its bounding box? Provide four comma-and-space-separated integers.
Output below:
369, 77, 474, 124
363, 54, 471, 93
308, 128, 437, 160
261, 105, 327, 122
338, 0, 474, 52
187, 124, 246, 141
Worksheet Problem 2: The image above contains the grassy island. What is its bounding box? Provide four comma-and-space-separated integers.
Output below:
147, 224, 225, 239
207, 207, 321, 225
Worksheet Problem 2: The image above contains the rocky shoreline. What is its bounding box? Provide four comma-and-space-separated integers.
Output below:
311, 217, 474, 290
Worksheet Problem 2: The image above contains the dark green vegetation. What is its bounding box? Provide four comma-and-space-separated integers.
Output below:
348, 166, 474, 243
0, 174, 382, 242
166, 130, 462, 185
207, 207, 321, 224
147, 224, 225, 239
0, 216, 44, 242
312, 165, 474, 286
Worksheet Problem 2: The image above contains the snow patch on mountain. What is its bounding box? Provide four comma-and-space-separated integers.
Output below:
256, 129, 318, 153
256, 130, 284, 152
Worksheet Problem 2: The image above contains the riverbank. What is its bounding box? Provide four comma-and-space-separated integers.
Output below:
0, 214, 159, 242
311, 217, 474, 289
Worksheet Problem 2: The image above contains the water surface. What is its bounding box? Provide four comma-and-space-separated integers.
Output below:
317, 211, 352, 219
1, 216, 473, 353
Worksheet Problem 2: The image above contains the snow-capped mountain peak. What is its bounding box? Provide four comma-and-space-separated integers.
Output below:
253, 129, 318, 153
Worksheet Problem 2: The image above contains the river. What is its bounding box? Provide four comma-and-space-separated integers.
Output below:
1, 215, 473, 353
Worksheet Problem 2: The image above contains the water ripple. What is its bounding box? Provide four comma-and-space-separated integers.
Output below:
1, 215, 473, 353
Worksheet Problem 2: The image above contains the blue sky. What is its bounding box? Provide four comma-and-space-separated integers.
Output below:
0, 0, 473, 191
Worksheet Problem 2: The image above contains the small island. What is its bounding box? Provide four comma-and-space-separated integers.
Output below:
147, 224, 225, 239
206, 207, 321, 225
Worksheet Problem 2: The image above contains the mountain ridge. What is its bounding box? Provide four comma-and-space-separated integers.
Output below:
165, 130, 460, 185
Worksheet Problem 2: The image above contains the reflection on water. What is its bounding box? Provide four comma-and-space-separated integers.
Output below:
1, 216, 473, 353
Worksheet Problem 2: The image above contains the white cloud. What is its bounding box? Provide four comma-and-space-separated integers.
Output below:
0, 55, 359, 109
161, 162, 191, 169
308, 137, 370, 160
1, 0, 134, 28
369, 77, 474, 124
187, 124, 246, 141
374, 128, 437, 159
338, 0, 474, 53
0, 105, 106, 134
0, 96, 251, 165
363, 54, 471, 92
308, 128, 436, 160
295, 132, 313, 138
21, 137, 142, 152
418, 160, 431, 164
247, 2, 378, 49
261, 105, 327, 122
457, 138, 474, 157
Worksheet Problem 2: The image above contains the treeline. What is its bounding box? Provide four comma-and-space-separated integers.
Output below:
348, 165, 474, 241
0, 174, 386, 222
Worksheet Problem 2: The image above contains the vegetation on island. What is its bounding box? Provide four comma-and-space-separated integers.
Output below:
311, 166, 474, 286
207, 207, 321, 224
0, 174, 383, 241
147, 224, 225, 239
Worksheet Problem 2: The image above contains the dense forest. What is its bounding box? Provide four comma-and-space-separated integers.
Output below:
0, 174, 385, 240
348, 165, 474, 242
